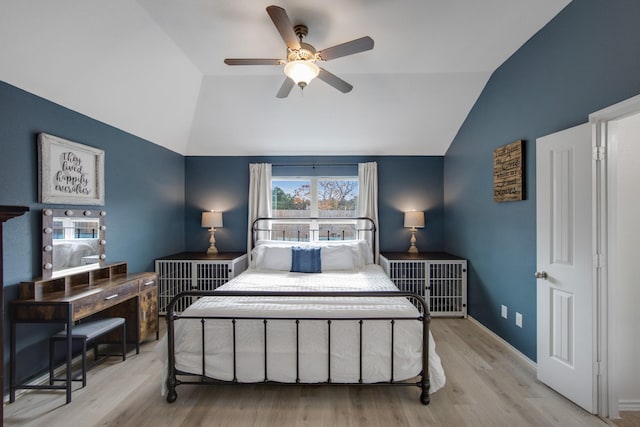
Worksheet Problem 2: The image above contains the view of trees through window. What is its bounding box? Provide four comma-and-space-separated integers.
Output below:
271, 177, 359, 241
272, 178, 358, 217
272, 180, 311, 213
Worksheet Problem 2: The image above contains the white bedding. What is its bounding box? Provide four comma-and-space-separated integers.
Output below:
159, 264, 445, 394
52, 239, 98, 269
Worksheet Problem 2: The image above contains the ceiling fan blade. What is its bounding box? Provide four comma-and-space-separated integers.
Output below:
266, 6, 301, 50
317, 36, 374, 61
276, 78, 295, 98
317, 68, 353, 93
224, 58, 284, 66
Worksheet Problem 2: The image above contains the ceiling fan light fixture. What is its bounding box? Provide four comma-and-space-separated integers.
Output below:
284, 60, 319, 88
224, 6, 373, 97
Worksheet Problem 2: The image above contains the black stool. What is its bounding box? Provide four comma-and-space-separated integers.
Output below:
49, 317, 127, 388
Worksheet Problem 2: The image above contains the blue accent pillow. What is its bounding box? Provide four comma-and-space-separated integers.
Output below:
291, 247, 322, 273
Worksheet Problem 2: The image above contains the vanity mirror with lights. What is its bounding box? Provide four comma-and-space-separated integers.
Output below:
42, 208, 106, 279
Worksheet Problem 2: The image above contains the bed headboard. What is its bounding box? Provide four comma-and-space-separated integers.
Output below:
251, 217, 377, 255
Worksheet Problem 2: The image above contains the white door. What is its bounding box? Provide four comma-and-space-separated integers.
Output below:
536, 123, 596, 413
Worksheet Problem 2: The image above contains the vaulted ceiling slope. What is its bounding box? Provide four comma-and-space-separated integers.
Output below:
1, 1, 570, 156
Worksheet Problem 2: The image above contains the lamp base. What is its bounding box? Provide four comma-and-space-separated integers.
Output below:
407, 228, 419, 253
207, 228, 219, 255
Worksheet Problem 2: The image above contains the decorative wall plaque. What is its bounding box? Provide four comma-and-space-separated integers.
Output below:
38, 133, 105, 205
493, 140, 524, 202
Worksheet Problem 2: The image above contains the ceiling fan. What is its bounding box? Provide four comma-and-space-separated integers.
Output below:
224, 5, 374, 98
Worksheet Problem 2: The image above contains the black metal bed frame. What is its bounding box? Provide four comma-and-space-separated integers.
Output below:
164, 217, 431, 405
251, 216, 377, 254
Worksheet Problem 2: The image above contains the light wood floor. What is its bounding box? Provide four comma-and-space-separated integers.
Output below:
617, 412, 640, 427
4, 318, 633, 427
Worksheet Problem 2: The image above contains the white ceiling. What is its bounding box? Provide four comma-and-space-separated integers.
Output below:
1, 0, 570, 156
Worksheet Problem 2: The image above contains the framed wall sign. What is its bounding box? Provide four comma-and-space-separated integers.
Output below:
38, 133, 105, 205
493, 139, 524, 202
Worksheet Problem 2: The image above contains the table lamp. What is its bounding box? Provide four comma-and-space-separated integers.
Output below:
202, 211, 223, 254
404, 211, 425, 253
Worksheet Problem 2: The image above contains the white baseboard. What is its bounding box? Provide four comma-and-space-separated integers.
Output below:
619, 400, 640, 411
467, 317, 640, 417
467, 315, 537, 370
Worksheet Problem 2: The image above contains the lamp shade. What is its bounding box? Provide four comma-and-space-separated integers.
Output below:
284, 60, 320, 86
201, 211, 223, 228
404, 211, 425, 228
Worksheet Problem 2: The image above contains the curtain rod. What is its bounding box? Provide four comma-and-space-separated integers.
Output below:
271, 163, 358, 168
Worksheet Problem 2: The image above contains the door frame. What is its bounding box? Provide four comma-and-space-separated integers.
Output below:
589, 93, 640, 419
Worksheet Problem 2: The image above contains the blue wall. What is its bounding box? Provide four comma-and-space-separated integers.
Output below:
443, 0, 640, 360
185, 156, 444, 254
0, 81, 444, 388
0, 81, 186, 385
8, 0, 638, 388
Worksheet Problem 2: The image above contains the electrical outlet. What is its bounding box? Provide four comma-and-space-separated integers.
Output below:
501, 305, 508, 319
515, 312, 523, 328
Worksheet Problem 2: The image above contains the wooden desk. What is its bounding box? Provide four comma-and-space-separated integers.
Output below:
9, 262, 157, 404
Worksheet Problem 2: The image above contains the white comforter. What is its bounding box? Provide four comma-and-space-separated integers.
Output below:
159, 265, 446, 394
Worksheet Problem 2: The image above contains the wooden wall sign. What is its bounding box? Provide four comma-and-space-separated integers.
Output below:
493, 140, 524, 202
38, 133, 105, 206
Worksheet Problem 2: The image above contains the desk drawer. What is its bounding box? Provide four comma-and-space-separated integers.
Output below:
139, 275, 158, 342
139, 276, 157, 291
73, 281, 139, 320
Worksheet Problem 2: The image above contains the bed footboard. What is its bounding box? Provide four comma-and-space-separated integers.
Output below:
165, 290, 431, 405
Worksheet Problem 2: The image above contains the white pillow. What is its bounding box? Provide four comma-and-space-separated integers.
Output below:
253, 245, 292, 271
311, 240, 373, 266
356, 240, 374, 265
252, 239, 374, 267
321, 245, 359, 270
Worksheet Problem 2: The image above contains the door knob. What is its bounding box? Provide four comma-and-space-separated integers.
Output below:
535, 271, 548, 279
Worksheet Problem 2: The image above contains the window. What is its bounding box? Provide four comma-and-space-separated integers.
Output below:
53, 218, 99, 240
271, 177, 359, 241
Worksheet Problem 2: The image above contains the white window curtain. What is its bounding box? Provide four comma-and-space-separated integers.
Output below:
357, 162, 379, 263
247, 163, 272, 258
